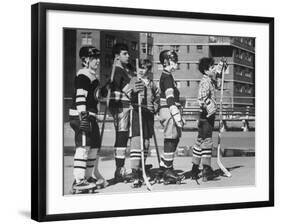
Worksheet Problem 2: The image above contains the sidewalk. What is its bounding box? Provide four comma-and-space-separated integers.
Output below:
64, 156, 255, 195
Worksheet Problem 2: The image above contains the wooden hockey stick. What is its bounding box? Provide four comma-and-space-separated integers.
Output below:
217, 60, 232, 177
136, 59, 152, 191
93, 58, 118, 187
152, 129, 161, 167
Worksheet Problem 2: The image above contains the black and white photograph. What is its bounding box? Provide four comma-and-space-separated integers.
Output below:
63, 29, 256, 195
30, 2, 274, 222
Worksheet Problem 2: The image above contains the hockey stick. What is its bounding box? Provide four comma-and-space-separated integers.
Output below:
136, 59, 152, 191
217, 60, 232, 177
152, 129, 161, 167
93, 58, 118, 187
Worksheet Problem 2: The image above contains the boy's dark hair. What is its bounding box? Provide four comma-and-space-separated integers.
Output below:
140, 59, 152, 71
198, 57, 214, 74
112, 43, 129, 58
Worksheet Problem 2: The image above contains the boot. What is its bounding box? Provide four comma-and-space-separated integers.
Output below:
114, 167, 127, 183
202, 165, 218, 182
131, 169, 142, 188
163, 168, 184, 185
190, 164, 200, 180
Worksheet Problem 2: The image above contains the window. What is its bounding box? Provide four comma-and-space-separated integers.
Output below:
131, 41, 138, 51
105, 35, 115, 48
81, 32, 92, 45
245, 70, 252, 78
177, 63, 180, 70
186, 45, 190, 53
147, 46, 152, 55
171, 45, 180, 52
147, 32, 152, 37
141, 43, 146, 54
158, 45, 163, 52
186, 63, 190, 70
157, 63, 163, 70
105, 54, 112, 68
246, 87, 252, 94
197, 45, 203, 51
186, 80, 190, 87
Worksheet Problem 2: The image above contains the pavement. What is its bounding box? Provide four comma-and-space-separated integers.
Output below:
64, 156, 255, 195
63, 121, 255, 195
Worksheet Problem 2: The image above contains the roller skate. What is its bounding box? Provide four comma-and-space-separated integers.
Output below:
88, 177, 108, 189
131, 169, 143, 188
71, 178, 96, 194
114, 167, 127, 183
190, 164, 200, 185
163, 168, 184, 185
202, 165, 218, 182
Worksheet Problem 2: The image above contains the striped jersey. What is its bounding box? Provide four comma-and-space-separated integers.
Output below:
70, 68, 100, 115
159, 70, 180, 108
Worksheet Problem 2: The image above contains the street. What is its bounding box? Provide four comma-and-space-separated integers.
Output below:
63, 121, 255, 195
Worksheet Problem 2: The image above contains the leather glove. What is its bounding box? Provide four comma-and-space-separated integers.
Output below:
79, 111, 92, 133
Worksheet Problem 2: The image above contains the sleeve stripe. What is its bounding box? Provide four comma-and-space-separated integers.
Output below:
122, 84, 131, 93
166, 94, 174, 99
75, 102, 86, 106
77, 88, 88, 97
165, 88, 174, 98
75, 98, 86, 103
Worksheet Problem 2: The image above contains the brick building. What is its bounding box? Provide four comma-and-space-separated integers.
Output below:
152, 33, 255, 108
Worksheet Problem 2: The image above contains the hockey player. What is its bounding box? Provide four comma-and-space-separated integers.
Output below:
190, 57, 223, 182
158, 50, 185, 184
109, 43, 144, 182
69, 45, 104, 193
129, 59, 160, 188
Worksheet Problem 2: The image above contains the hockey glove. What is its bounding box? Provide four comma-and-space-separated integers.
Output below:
79, 111, 92, 133
169, 105, 184, 128
134, 80, 144, 93
205, 98, 217, 118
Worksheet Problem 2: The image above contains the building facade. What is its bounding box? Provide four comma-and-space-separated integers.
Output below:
63, 29, 140, 119
152, 33, 255, 108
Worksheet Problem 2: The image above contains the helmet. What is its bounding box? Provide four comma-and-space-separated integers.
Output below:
79, 46, 101, 59
159, 50, 178, 65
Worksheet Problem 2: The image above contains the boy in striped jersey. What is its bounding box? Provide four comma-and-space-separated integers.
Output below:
69, 46, 104, 192
190, 57, 222, 182
109, 43, 144, 182
129, 59, 160, 187
158, 50, 185, 184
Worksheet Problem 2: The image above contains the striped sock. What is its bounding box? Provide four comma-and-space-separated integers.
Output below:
192, 145, 202, 165
85, 148, 98, 178
201, 148, 212, 166
73, 147, 89, 182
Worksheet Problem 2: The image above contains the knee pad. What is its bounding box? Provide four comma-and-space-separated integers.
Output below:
164, 138, 179, 153
130, 136, 141, 149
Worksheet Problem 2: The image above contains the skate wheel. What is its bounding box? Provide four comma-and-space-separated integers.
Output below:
176, 181, 181, 185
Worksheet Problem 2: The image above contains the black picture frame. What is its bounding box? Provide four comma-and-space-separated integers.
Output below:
31, 2, 274, 222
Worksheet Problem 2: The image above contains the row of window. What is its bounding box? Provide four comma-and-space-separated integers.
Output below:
234, 66, 253, 78
233, 37, 255, 47
234, 49, 253, 63
235, 84, 253, 94
104, 35, 138, 51
153, 80, 253, 94
157, 45, 203, 53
